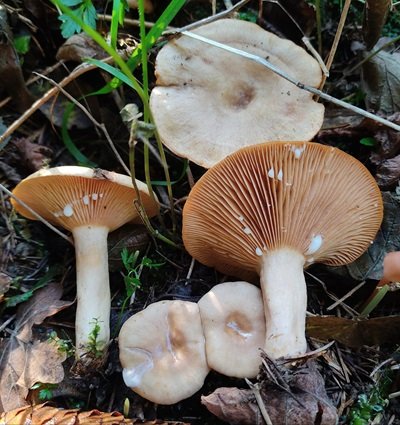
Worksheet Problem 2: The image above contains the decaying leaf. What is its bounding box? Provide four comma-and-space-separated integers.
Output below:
0, 273, 11, 303
0, 403, 190, 424
12, 139, 53, 173
56, 33, 108, 63
362, 0, 391, 49
202, 362, 337, 425
0, 282, 73, 412
362, 50, 400, 115
307, 315, 400, 348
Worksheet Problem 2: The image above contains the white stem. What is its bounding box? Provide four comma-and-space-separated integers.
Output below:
259, 248, 307, 359
72, 226, 110, 360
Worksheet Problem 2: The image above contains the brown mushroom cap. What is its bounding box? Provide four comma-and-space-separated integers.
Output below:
11, 166, 159, 231
182, 141, 383, 277
150, 18, 324, 168
119, 300, 210, 405
198, 281, 265, 378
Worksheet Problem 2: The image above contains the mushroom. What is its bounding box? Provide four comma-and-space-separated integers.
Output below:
198, 281, 265, 378
150, 18, 324, 168
11, 166, 159, 361
182, 142, 383, 359
118, 300, 210, 404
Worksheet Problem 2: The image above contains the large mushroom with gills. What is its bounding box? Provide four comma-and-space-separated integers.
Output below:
182, 142, 383, 359
11, 166, 159, 361
150, 18, 324, 168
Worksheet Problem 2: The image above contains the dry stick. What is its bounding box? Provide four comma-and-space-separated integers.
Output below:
245, 379, 274, 425
179, 30, 400, 132
0, 59, 113, 145
319, 0, 352, 92
34, 72, 131, 176
0, 183, 73, 244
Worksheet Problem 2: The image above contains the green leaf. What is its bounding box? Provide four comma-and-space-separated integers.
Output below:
61, 0, 83, 6
59, 12, 82, 38
360, 137, 377, 147
14, 35, 31, 54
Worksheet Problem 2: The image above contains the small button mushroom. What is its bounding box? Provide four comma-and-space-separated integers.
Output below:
198, 281, 265, 378
11, 166, 159, 362
150, 19, 324, 168
118, 300, 210, 404
183, 141, 383, 359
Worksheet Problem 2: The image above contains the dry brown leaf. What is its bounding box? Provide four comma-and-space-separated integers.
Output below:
0, 282, 73, 412
306, 315, 400, 348
0, 403, 191, 424
56, 33, 108, 63
363, 0, 391, 49
0, 273, 11, 303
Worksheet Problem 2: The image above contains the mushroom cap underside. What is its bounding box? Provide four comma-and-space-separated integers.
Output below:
119, 300, 209, 405
150, 18, 324, 168
11, 166, 159, 232
182, 141, 383, 277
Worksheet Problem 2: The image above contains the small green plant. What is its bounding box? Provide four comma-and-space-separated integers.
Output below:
31, 383, 58, 401
87, 318, 104, 358
48, 330, 75, 357
347, 372, 392, 425
57, 0, 97, 38
121, 248, 164, 300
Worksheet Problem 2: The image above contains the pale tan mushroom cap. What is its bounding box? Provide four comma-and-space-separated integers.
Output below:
198, 281, 265, 378
183, 142, 383, 277
11, 166, 159, 232
150, 18, 324, 168
119, 300, 210, 405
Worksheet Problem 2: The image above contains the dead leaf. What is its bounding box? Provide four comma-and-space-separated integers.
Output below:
202, 363, 337, 425
0, 403, 191, 424
362, 50, 400, 115
12, 139, 53, 173
306, 315, 400, 348
0, 273, 11, 303
362, 0, 391, 50
0, 282, 73, 412
56, 33, 108, 63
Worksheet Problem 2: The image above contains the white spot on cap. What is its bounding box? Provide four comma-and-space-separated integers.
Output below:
268, 168, 274, 178
277, 169, 283, 181
82, 195, 90, 205
238, 215, 245, 222
255, 247, 263, 256
227, 321, 252, 339
92, 193, 98, 201
305, 234, 323, 255
63, 204, 74, 217
243, 226, 252, 235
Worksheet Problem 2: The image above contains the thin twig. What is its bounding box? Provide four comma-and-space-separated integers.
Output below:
34, 72, 131, 175
245, 379, 273, 425
178, 30, 400, 132
0, 59, 113, 145
0, 183, 73, 244
327, 280, 366, 311
319, 0, 352, 92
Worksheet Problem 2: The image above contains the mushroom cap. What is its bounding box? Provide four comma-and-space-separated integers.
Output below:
11, 166, 159, 232
182, 142, 383, 278
150, 18, 324, 168
118, 300, 210, 405
198, 281, 265, 378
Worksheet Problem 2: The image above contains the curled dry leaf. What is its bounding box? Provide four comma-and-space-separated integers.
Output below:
0, 403, 191, 424
0, 282, 73, 412
56, 33, 108, 63
362, 0, 391, 49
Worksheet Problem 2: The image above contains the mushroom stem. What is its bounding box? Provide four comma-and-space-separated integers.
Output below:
73, 226, 110, 360
259, 248, 307, 359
